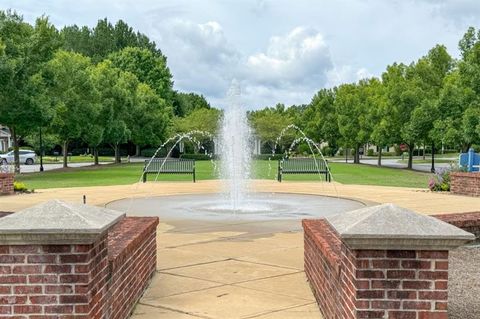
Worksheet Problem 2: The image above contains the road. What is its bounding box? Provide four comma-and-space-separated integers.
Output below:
15, 157, 149, 173
331, 157, 454, 173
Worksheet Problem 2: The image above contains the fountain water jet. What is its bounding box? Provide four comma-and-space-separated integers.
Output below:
218, 80, 252, 211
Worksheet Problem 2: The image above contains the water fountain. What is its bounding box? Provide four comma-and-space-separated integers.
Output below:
107, 81, 365, 220
218, 80, 252, 212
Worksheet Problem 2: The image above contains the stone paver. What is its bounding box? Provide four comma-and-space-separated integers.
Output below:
2, 180, 480, 318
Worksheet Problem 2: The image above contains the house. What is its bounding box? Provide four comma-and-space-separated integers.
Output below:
0, 125, 12, 153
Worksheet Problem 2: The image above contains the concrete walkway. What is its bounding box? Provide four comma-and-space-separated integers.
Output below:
1, 181, 479, 318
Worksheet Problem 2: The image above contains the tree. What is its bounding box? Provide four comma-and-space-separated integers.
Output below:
173, 92, 211, 117
400, 45, 453, 169
42, 50, 97, 167
304, 89, 340, 156
382, 63, 419, 168
90, 60, 136, 163
109, 47, 174, 110
0, 11, 61, 172
249, 107, 293, 153
335, 80, 374, 164
174, 108, 220, 135
129, 83, 172, 156
61, 18, 160, 63
431, 70, 474, 152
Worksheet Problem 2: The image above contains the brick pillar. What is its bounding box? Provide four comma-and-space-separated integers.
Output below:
0, 238, 108, 317
304, 203, 475, 319
0, 200, 124, 318
0, 173, 14, 195
351, 249, 449, 318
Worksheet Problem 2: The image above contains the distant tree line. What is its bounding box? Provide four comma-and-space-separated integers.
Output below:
250, 27, 480, 169
0, 10, 212, 171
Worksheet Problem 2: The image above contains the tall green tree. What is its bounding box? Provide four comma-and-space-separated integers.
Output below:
335, 80, 374, 164
42, 50, 97, 167
304, 89, 340, 156
109, 47, 174, 104
0, 11, 61, 172
62, 18, 160, 63
130, 83, 172, 155
90, 61, 136, 163
173, 92, 211, 117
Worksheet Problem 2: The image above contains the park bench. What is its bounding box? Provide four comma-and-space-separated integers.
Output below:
143, 158, 196, 183
277, 157, 331, 182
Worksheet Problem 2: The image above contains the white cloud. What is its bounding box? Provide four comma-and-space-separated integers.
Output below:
245, 27, 332, 88
154, 19, 241, 98
156, 21, 334, 108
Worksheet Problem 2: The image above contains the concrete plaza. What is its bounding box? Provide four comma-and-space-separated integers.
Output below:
1, 180, 479, 318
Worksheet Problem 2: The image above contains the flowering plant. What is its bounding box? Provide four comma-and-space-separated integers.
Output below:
428, 164, 458, 192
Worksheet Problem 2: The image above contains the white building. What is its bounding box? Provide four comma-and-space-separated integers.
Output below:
0, 126, 12, 153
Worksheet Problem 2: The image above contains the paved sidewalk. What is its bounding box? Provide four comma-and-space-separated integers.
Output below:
1, 181, 479, 318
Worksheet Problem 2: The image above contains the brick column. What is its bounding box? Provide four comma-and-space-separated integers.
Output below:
0, 200, 124, 318
0, 173, 14, 195
304, 203, 475, 319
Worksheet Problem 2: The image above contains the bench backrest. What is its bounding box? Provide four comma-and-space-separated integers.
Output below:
144, 158, 195, 173
280, 158, 327, 173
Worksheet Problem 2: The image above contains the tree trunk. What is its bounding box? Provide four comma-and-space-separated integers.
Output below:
407, 144, 414, 169
11, 127, 20, 173
422, 143, 426, 160
135, 145, 141, 157
354, 144, 360, 164
377, 146, 382, 166
93, 147, 99, 165
62, 140, 69, 168
431, 142, 435, 173
114, 144, 121, 164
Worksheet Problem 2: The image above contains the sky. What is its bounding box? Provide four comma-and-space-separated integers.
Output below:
2, 0, 480, 109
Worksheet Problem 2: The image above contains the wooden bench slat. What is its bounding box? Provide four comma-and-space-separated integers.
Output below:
278, 158, 330, 182
143, 158, 196, 182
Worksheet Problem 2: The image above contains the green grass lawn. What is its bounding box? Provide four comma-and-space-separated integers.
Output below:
15, 160, 432, 190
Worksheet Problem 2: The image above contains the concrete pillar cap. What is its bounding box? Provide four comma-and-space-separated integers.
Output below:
0, 199, 125, 245
326, 203, 475, 250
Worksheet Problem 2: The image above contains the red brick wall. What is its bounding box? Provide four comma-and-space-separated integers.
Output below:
0, 216, 158, 318
0, 236, 108, 318
434, 212, 480, 239
303, 219, 348, 319
0, 173, 14, 195
303, 219, 450, 319
450, 172, 480, 197
353, 249, 449, 319
106, 217, 158, 319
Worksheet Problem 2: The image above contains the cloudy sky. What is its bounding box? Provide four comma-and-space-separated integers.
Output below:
2, 0, 480, 109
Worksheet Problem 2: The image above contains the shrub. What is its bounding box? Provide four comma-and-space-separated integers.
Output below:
297, 143, 311, 155
140, 148, 168, 158
321, 146, 331, 157
180, 154, 217, 160
428, 164, 460, 192
253, 154, 285, 161
14, 181, 29, 193
367, 149, 374, 156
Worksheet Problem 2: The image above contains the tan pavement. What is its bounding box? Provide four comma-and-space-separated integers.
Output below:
1, 180, 479, 318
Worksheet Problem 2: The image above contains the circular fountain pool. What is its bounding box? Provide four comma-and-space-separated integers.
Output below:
106, 193, 366, 221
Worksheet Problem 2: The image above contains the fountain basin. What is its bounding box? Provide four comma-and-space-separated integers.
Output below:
106, 193, 366, 221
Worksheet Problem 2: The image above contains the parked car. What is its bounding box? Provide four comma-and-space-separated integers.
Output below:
0, 150, 36, 165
